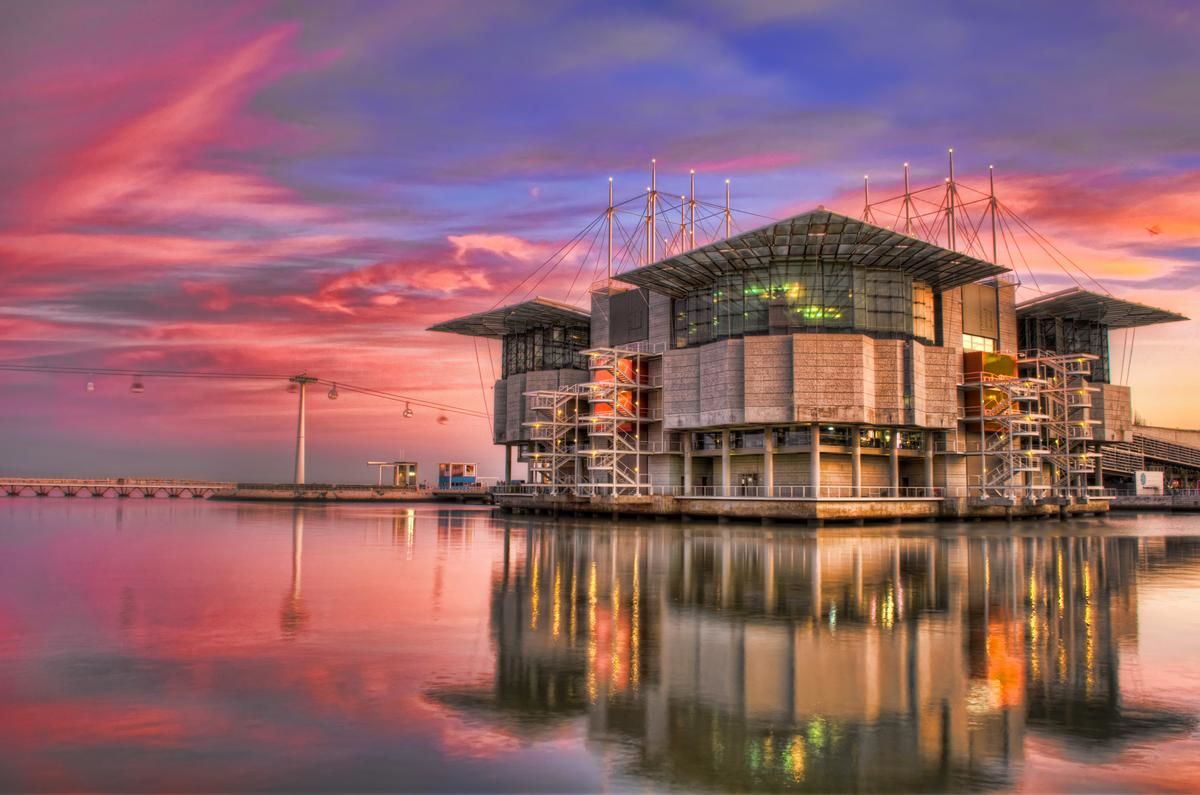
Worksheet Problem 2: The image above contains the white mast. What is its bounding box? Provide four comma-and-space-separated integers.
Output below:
649, 158, 657, 263
947, 147, 956, 251
607, 177, 613, 284
724, 179, 731, 239
688, 169, 696, 249
903, 162, 912, 236
989, 164, 998, 264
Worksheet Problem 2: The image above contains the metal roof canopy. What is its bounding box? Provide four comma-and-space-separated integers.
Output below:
1016, 287, 1188, 329
428, 297, 591, 338
613, 209, 1010, 297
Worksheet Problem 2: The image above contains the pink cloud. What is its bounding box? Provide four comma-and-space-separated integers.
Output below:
448, 233, 548, 263
31, 25, 303, 228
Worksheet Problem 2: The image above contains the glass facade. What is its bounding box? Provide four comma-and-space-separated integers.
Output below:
1018, 316, 1111, 383
501, 326, 589, 377
672, 263, 938, 348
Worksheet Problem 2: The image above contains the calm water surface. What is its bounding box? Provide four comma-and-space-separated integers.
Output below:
2, 500, 1200, 793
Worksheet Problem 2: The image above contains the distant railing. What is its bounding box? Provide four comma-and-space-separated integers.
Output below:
491, 483, 945, 499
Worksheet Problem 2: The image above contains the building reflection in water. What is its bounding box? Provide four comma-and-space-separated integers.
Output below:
431, 524, 1196, 792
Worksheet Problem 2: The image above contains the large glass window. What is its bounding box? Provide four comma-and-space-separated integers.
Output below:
501, 325, 589, 377
962, 333, 996, 352
772, 426, 811, 447
671, 262, 937, 348
730, 430, 764, 449
819, 425, 852, 446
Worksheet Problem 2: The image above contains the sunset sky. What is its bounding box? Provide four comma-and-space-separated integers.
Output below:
2, 0, 1198, 482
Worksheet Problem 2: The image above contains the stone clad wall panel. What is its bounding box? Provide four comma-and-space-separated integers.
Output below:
744, 335, 794, 424
664, 348, 701, 428
793, 334, 871, 424
872, 339, 906, 427
698, 339, 745, 426
919, 344, 960, 429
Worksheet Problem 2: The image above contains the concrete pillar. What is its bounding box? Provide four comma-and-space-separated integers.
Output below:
721, 429, 731, 496
851, 426, 862, 497
504, 445, 513, 484
889, 429, 900, 497
764, 426, 775, 496
810, 423, 821, 497
682, 433, 693, 492
924, 430, 935, 493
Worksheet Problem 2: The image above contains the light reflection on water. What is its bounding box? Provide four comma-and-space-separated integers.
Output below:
1, 500, 1199, 792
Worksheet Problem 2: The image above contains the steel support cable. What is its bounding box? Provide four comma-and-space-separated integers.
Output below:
510, 213, 607, 306
957, 203, 993, 263
488, 210, 606, 310
612, 214, 646, 275
564, 217, 606, 304
471, 338, 492, 424
0, 363, 491, 418
997, 205, 1084, 289
866, 182, 949, 207
311, 379, 490, 418
998, 208, 1053, 293
997, 209, 1039, 291
999, 203, 1111, 295
0, 363, 288, 380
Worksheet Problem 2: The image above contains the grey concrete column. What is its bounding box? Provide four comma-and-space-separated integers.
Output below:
810, 423, 821, 497
851, 427, 862, 497
504, 445, 513, 483
889, 429, 901, 496
721, 429, 731, 495
764, 426, 775, 495
683, 433, 693, 491
924, 430, 935, 492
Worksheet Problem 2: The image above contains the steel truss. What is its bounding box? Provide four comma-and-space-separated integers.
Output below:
961, 370, 1049, 500
521, 346, 663, 496
524, 387, 586, 493
1021, 350, 1100, 500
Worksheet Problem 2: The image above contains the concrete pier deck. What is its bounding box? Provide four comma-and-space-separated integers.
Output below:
493, 491, 1108, 524
212, 484, 492, 503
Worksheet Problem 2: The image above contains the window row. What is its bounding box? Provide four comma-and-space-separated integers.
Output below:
688, 426, 927, 451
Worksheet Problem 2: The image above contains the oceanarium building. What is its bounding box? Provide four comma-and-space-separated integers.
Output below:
431, 208, 1190, 521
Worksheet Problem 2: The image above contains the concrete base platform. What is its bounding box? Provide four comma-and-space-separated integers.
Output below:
213, 484, 491, 503
494, 493, 1109, 523
1111, 494, 1200, 512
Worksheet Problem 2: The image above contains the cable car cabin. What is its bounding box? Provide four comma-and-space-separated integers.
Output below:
437, 463, 477, 490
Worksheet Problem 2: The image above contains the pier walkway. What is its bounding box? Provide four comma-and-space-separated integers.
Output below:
1, 477, 233, 498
